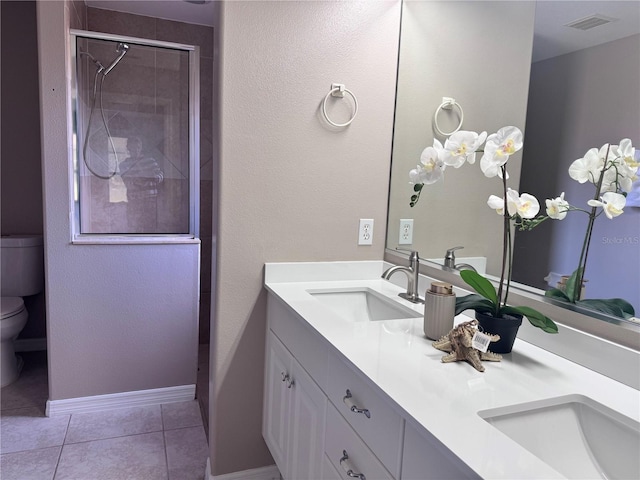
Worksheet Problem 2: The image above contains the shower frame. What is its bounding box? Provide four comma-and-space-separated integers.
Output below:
69, 29, 200, 242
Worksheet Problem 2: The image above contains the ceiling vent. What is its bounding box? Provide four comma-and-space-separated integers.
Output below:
565, 14, 617, 31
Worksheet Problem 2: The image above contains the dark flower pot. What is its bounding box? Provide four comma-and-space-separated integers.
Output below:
475, 311, 523, 354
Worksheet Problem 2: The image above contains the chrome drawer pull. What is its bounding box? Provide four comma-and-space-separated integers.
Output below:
339, 450, 366, 480
343, 389, 371, 419
280, 372, 294, 388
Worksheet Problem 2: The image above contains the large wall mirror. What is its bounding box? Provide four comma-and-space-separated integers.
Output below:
386, 1, 639, 339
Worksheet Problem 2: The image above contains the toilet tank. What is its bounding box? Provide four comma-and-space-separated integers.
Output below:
1, 235, 44, 297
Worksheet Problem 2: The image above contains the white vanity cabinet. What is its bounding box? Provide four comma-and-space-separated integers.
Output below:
263, 330, 327, 479
264, 293, 474, 480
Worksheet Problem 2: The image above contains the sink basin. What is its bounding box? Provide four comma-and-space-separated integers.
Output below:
307, 287, 422, 322
479, 394, 640, 479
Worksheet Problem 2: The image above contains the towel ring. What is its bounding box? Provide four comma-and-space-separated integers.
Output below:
433, 97, 464, 136
322, 83, 358, 127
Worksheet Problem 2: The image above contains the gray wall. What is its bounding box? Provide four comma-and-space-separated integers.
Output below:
211, 0, 401, 475
515, 34, 640, 312
1, 1, 43, 236
37, 0, 200, 400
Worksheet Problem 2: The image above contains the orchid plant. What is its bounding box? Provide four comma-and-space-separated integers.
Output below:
410, 126, 558, 333
543, 139, 637, 319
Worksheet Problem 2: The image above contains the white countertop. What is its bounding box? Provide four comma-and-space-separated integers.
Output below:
264, 261, 640, 479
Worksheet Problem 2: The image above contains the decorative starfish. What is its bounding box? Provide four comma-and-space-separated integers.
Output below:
432, 319, 502, 372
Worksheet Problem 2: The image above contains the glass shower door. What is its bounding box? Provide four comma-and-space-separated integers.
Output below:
72, 31, 199, 237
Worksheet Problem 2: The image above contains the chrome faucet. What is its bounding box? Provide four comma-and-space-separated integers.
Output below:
444, 246, 477, 273
382, 249, 424, 304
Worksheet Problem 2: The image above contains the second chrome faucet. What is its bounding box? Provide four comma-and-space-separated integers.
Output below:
381, 250, 424, 304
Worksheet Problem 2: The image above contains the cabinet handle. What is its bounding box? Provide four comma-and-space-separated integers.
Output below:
343, 389, 371, 419
339, 450, 366, 480
281, 372, 294, 388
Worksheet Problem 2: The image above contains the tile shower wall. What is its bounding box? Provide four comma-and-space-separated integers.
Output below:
87, 8, 214, 343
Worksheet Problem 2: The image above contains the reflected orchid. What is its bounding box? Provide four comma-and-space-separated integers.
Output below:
587, 192, 626, 219
480, 126, 523, 178
488, 189, 539, 219
410, 142, 445, 185
568, 148, 602, 184
545, 192, 570, 220
441, 130, 487, 168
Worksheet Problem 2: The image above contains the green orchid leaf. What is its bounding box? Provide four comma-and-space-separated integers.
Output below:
604, 298, 636, 316
454, 294, 494, 316
544, 288, 570, 301
502, 305, 558, 334
576, 299, 627, 319
564, 267, 583, 303
460, 270, 498, 305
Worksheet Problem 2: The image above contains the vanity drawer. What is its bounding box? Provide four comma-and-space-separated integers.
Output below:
326, 352, 403, 478
325, 402, 394, 480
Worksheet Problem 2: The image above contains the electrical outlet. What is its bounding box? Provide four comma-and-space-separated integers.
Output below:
399, 219, 413, 245
358, 219, 374, 245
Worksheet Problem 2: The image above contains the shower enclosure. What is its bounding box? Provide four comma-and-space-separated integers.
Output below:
71, 30, 199, 237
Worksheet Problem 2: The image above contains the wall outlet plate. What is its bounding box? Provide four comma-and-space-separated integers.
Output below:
358, 219, 374, 245
399, 219, 413, 245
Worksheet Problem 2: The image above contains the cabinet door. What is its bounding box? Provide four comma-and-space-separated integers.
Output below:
288, 359, 327, 479
263, 331, 293, 476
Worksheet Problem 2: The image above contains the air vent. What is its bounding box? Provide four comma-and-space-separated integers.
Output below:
565, 14, 617, 31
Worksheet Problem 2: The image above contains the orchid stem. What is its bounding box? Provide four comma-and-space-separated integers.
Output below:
573, 144, 610, 302
497, 164, 509, 313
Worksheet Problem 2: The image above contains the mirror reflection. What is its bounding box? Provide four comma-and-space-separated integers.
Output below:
387, 1, 640, 319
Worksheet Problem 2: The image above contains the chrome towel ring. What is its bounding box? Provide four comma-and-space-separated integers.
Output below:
322, 83, 358, 127
433, 96, 464, 136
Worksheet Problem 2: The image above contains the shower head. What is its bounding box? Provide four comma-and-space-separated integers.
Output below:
103, 43, 129, 76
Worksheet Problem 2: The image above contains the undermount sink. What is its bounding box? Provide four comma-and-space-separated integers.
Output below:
307, 287, 422, 322
479, 394, 640, 479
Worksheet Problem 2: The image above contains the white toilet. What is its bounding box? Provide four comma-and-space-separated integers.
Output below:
1, 235, 44, 387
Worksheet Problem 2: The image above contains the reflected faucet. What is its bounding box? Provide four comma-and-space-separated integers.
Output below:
382, 249, 424, 304
444, 246, 477, 273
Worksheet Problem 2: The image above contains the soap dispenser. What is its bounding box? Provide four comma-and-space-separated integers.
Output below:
424, 281, 456, 340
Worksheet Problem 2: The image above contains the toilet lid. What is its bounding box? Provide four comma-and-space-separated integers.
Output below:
1, 297, 25, 319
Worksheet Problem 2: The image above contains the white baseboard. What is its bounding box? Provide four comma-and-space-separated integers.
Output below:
206, 458, 280, 480
15, 337, 47, 352
46, 384, 195, 417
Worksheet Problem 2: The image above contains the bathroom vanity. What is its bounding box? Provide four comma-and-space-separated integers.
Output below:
263, 261, 640, 479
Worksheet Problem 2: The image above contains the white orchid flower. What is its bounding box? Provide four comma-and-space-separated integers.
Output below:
611, 139, 638, 191
480, 126, 523, 178
568, 148, 603, 184
615, 138, 637, 171
587, 192, 626, 219
440, 130, 487, 168
487, 189, 539, 219
545, 192, 569, 220
410, 143, 445, 185
487, 194, 505, 215
514, 192, 540, 219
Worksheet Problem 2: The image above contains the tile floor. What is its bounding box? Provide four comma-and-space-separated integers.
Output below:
1, 350, 210, 480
